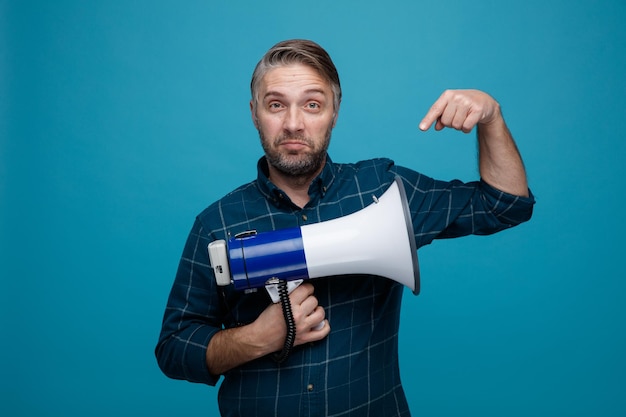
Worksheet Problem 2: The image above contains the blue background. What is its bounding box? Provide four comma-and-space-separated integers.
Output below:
2, 1, 625, 416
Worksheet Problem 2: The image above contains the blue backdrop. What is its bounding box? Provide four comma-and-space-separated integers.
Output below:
2, 1, 625, 416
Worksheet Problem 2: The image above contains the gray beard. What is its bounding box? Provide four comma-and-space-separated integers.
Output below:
260, 131, 331, 178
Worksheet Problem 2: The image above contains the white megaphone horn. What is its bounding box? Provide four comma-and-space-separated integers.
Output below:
208, 177, 420, 296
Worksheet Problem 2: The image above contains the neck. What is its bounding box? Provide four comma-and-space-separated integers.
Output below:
267, 158, 326, 209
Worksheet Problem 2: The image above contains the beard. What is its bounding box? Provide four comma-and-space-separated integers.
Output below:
259, 128, 332, 178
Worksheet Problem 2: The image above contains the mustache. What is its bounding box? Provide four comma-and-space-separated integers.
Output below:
274, 134, 314, 146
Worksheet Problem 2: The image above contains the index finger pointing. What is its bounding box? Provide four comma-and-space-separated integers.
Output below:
419, 95, 447, 131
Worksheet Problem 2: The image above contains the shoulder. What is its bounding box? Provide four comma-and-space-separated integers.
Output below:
195, 180, 262, 238
331, 157, 398, 179
333, 158, 441, 202
336, 157, 394, 171
323, 157, 406, 200
332, 157, 428, 185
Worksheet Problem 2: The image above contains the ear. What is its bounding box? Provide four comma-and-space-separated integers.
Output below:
331, 105, 340, 128
250, 99, 259, 129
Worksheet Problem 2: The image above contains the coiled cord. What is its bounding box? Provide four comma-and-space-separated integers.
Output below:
272, 279, 296, 364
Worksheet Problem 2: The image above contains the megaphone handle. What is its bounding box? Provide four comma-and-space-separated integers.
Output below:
268, 278, 296, 364
265, 279, 303, 303
266, 278, 325, 326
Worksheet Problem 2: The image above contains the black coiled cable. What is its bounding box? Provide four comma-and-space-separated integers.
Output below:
272, 279, 296, 364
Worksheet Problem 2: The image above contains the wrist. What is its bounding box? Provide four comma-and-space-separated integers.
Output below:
478, 103, 503, 130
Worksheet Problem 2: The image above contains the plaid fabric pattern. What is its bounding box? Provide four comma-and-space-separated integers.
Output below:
156, 156, 534, 416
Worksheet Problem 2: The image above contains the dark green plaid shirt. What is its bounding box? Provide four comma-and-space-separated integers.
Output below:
156, 156, 534, 416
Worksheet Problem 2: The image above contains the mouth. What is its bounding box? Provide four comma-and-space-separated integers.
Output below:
277, 139, 310, 152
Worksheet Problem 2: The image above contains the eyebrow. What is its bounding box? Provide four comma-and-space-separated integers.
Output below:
263, 88, 328, 101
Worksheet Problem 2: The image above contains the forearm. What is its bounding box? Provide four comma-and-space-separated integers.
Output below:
419, 89, 530, 198
206, 283, 330, 376
155, 323, 220, 385
206, 322, 279, 376
477, 112, 529, 197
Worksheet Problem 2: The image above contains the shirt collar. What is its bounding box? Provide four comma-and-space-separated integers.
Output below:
256, 155, 337, 208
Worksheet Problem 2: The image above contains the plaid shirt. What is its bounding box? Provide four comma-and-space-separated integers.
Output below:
156, 156, 534, 416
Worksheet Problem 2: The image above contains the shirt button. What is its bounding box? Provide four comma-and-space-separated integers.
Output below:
307, 384, 314, 392
302, 214, 308, 221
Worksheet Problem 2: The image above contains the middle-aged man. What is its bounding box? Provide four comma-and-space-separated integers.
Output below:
156, 39, 535, 416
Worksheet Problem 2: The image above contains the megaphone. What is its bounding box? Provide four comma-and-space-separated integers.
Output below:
208, 177, 420, 296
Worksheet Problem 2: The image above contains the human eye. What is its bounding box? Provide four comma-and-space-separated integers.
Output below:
268, 102, 284, 111
305, 102, 321, 111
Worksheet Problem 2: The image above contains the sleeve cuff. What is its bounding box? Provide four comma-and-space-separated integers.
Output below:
181, 325, 221, 386
479, 179, 535, 226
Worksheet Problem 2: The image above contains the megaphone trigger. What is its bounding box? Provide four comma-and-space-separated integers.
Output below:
265, 279, 304, 303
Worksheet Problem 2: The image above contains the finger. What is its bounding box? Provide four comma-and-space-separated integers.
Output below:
435, 94, 482, 132
298, 319, 330, 345
419, 108, 439, 131
461, 110, 483, 133
436, 100, 461, 131
299, 293, 320, 316
419, 94, 448, 131
451, 107, 469, 131
308, 305, 325, 324
289, 282, 315, 304
309, 311, 328, 332
314, 319, 330, 335
311, 321, 326, 331
296, 310, 329, 344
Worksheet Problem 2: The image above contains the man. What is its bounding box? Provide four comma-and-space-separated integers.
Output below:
156, 39, 534, 416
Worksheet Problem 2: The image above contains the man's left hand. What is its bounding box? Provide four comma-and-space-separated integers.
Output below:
419, 89, 501, 134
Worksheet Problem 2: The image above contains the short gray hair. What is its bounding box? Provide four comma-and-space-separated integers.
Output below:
250, 39, 342, 112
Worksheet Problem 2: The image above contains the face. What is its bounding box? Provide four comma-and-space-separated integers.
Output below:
251, 63, 338, 179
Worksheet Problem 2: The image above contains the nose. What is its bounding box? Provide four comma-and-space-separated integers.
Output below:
283, 107, 304, 133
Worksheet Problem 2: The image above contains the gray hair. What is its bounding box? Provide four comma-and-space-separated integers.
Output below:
250, 39, 342, 112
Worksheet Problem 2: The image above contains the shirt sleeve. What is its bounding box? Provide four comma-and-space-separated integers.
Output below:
392, 166, 535, 248
154, 218, 222, 386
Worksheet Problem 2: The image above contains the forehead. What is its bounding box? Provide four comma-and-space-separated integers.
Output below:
260, 64, 332, 97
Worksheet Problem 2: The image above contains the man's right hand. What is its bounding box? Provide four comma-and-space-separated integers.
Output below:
206, 282, 330, 376
259, 282, 330, 351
